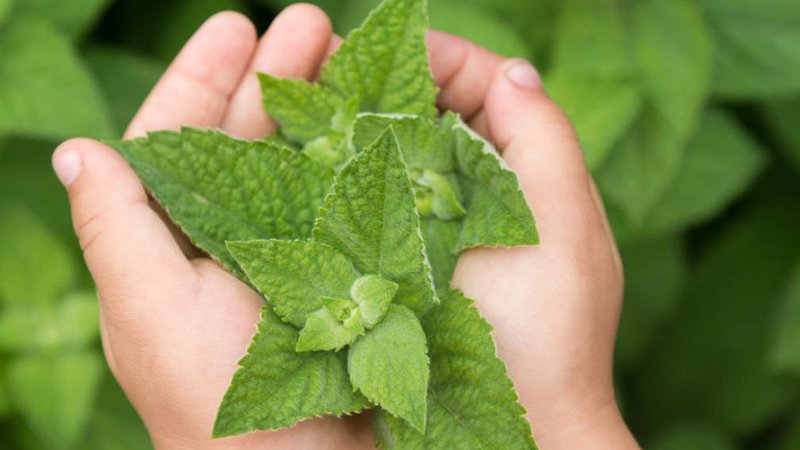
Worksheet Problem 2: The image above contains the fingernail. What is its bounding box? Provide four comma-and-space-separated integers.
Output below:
53, 148, 82, 187
506, 60, 542, 89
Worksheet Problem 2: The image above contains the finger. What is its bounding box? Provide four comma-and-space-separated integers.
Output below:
221, 4, 335, 139
427, 30, 506, 125
126, 12, 257, 138
483, 59, 604, 246
53, 139, 195, 324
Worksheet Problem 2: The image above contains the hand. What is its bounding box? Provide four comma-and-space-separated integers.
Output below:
52, 5, 637, 449
427, 34, 639, 449
54, 7, 373, 449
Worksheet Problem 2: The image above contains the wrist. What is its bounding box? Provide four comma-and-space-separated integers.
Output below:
530, 395, 639, 450
152, 431, 266, 450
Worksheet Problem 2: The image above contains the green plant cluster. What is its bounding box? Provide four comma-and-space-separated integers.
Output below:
0, 0, 798, 449
109, 1, 541, 446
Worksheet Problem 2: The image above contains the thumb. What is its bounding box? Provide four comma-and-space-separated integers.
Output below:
52, 139, 194, 321
484, 59, 605, 247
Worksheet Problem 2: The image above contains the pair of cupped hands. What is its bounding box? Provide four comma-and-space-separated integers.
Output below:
52, 5, 639, 450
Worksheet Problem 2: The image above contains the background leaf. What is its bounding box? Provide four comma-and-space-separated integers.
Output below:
427, 0, 528, 58
0, 209, 74, 308
761, 97, 800, 173
79, 377, 152, 450
545, 0, 640, 169
596, 0, 712, 225
85, 47, 164, 134
699, 0, 800, 99
615, 235, 688, 369
771, 262, 800, 376
150, 0, 247, 61
629, 198, 800, 436
0, 18, 114, 140
647, 422, 737, 450
8, 351, 103, 450
0, 365, 11, 418
0, 0, 13, 23
639, 109, 767, 238
13, 0, 110, 38
0, 291, 98, 352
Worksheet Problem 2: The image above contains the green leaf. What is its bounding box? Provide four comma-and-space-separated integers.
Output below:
227, 239, 360, 328
648, 422, 736, 450
415, 170, 466, 220
296, 307, 362, 352
294, 274, 398, 352
452, 122, 538, 249
0, 291, 99, 352
699, 0, 800, 99
16, 0, 110, 38
353, 114, 538, 250
86, 46, 165, 134
0, 208, 74, 308
110, 128, 334, 277
641, 109, 767, 236
420, 218, 461, 291
351, 274, 399, 329
374, 290, 536, 450
8, 351, 103, 450
0, 18, 114, 139
630, 199, 800, 435
321, 0, 438, 117
771, 262, 800, 375
213, 305, 368, 437
348, 304, 428, 432
353, 113, 454, 172
259, 73, 345, 143
353, 111, 536, 285
313, 127, 437, 315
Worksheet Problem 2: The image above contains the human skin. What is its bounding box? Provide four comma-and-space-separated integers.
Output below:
51, 4, 640, 450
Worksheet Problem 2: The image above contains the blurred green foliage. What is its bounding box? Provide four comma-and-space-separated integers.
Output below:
0, 0, 798, 448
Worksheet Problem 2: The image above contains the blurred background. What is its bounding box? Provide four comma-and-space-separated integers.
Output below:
0, 0, 798, 448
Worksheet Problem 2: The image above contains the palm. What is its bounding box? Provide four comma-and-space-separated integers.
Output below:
454, 240, 621, 428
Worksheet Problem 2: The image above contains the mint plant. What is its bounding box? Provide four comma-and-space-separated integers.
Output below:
109, 0, 539, 447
